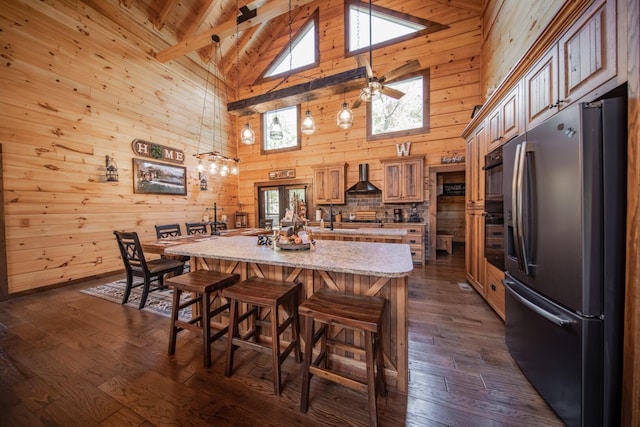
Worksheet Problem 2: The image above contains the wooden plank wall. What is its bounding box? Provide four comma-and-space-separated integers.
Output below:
481, 0, 564, 98
0, 0, 238, 294
234, 0, 483, 223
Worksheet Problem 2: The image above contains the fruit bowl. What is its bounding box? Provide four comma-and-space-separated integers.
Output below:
276, 241, 314, 251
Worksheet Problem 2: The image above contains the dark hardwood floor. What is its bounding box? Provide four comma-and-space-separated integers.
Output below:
0, 244, 563, 426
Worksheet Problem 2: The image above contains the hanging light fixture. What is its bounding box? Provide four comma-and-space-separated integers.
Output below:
240, 120, 255, 144
359, 0, 381, 103
269, 110, 284, 140
337, 89, 354, 129
236, 0, 255, 145
301, 97, 316, 135
194, 36, 241, 181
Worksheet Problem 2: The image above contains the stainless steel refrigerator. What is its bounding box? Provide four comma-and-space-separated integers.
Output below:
502, 98, 626, 427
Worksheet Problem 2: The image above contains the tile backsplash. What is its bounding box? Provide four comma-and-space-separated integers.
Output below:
314, 193, 429, 224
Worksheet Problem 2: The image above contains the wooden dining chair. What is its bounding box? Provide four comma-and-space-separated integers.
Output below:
186, 222, 208, 235
113, 231, 185, 309
155, 223, 182, 239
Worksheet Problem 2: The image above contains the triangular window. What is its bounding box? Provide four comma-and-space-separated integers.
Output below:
345, 0, 448, 55
264, 10, 319, 79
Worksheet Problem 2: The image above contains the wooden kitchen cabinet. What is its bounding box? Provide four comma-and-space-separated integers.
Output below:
465, 209, 485, 295
466, 125, 486, 209
526, 0, 617, 129
380, 156, 424, 203
487, 82, 522, 151
312, 163, 346, 205
485, 262, 505, 320
388, 223, 425, 265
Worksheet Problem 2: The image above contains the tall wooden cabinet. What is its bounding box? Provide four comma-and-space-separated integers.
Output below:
465, 125, 487, 294
312, 163, 346, 205
380, 156, 424, 203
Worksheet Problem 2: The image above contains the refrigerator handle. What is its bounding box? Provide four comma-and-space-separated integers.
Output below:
514, 142, 530, 275
503, 279, 575, 327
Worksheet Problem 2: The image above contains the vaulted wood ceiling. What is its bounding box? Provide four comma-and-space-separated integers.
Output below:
87, 0, 482, 91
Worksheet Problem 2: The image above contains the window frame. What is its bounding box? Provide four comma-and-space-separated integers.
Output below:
343, 0, 448, 58
259, 9, 320, 83
365, 68, 430, 141
260, 104, 302, 154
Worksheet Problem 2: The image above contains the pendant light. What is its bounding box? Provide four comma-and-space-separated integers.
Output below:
269, 111, 284, 140
337, 89, 354, 129
301, 97, 316, 135
236, 0, 255, 145
240, 120, 255, 144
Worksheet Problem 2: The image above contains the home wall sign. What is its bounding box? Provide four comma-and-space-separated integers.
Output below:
131, 139, 185, 164
269, 169, 296, 180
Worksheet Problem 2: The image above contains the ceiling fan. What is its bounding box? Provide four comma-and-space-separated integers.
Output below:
352, 54, 421, 109
351, 0, 421, 109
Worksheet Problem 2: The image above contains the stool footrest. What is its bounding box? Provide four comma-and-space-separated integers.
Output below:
309, 365, 368, 394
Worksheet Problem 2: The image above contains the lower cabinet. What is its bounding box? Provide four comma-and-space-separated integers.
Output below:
485, 262, 505, 320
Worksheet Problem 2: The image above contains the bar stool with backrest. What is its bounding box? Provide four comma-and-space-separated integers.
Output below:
299, 287, 387, 427
166, 269, 239, 368
113, 231, 185, 309
186, 222, 209, 235
222, 277, 302, 395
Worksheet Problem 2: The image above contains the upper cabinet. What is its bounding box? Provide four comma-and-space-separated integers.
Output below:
526, 0, 617, 129
312, 163, 346, 205
380, 156, 424, 203
487, 82, 523, 151
558, 0, 617, 106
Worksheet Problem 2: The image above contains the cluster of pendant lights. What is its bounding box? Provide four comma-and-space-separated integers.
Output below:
240, 94, 358, 145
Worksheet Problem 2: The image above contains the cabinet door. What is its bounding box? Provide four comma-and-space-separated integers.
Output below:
525, 46, 558, 129
485, 262, 505, 320
558, 0, 616, 106
501, 83, 522, 142
401, 159, 424, 202
314, 169, 329, 203
382, 162, 402, 202
487, 107, 502, 152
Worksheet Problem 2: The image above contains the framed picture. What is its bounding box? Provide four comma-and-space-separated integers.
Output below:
132, 158, 187, 195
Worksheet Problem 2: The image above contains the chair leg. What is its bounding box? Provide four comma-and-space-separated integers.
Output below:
168, 288, 181, 355
139, 275, 153, 309
290, 295, 302, 363
202, 291, 212, 368
364, 331, 379, 427
271, 303, 282, 395
122, 272, 133, 304
375, 326, 387, 398
300, 315, 314, 413
225, 298, 239, 377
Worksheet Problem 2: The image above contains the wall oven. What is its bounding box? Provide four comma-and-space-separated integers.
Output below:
483, 145, 504, 270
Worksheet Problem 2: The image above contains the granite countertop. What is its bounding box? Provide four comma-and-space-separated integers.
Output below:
165, 235, 413, 277
308, 226, 407, 237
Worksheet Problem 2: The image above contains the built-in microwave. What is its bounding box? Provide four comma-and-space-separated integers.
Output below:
483, 146, 504, 270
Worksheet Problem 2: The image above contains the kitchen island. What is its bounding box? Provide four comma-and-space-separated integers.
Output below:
166, 236, 413, 393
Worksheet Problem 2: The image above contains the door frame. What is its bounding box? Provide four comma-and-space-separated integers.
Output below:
253, 179, 312, 226
0, 144, 7, 300
427, 163, 465, 261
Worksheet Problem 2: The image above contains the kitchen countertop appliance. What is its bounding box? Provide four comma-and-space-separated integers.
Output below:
393, 208, 403, 222
502, 98, 626, 426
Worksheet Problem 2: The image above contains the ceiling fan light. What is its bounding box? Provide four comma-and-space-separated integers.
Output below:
240, 122, 255, 145
269, 116, 284, 140
301, 109, 316, 135
360, 81, 382, 102
337, 102, 354, 129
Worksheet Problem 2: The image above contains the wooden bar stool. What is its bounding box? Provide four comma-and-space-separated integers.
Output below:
166, 270, 239, 368
222, 277, 302, 395
299, 287, 387, 427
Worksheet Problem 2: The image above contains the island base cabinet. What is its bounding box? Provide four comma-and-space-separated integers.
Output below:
190, 256, 409, 393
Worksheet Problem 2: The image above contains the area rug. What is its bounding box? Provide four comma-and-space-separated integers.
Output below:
81, 277, 192, 320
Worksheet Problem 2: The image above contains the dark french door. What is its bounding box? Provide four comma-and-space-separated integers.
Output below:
257, 184, 308, 226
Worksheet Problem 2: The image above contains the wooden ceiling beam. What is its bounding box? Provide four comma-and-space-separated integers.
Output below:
227, 67, 368, 116
154, 0, 315, 63
154, 0, 179, 30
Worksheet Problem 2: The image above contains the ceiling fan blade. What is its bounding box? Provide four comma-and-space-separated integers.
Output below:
380, 59, 421, 83
352, 96, 363, 109
356, 54, 374, 79
381, 86, 405, 99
